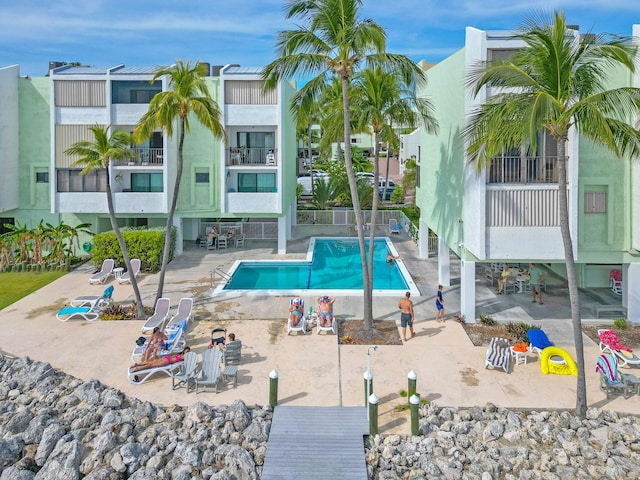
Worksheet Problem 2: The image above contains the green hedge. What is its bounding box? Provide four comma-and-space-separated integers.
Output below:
90, 227, 176, 273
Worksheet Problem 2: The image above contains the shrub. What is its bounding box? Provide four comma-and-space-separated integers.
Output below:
100, 303, 138, 320
613, 318, 628, 329
479, 313, 496, 326
505, 322, 541, 342
91, 227, 176, 273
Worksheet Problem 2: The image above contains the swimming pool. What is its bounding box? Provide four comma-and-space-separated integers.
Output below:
213, 237, 419, 297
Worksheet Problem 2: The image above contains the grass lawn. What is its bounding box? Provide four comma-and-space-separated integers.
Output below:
0, 271, 67, 310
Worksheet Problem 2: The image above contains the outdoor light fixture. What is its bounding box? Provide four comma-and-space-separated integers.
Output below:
366, 346, 378, 417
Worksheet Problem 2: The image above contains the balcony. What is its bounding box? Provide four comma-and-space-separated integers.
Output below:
488, 156, 558, 184
226, 147, 277, 166
112, 147, 164, 166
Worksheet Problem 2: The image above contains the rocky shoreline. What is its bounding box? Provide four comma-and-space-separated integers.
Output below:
2, 355, 640, 479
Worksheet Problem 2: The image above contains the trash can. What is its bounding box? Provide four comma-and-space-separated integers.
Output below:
82, 242, 92, 253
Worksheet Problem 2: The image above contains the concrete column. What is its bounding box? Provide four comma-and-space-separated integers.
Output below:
173, 217, 184, 256
460, 258, 476, 323
626, 263, 640, 325
278, 216, 287, 255
418, 218, 429, 259
438, 237, 451, 287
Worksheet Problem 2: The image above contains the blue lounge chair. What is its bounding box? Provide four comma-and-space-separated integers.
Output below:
56, 304, 102, 322
526, 329, 553, 356
70, 285, 114, 308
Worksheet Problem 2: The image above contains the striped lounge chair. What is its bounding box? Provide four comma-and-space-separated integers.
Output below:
485, 337, 511, 373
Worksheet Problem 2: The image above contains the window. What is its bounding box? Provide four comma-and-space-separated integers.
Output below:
57, 169, 107, 192
0, 218, 14, 235
489, 49, 519, 61
585, 191, 606, 213
238, 173, 276, 193
131, 173, 163, 192
195, 172, 210, 183
36, 171, 49, 183
111, 81, 162, 104
416, 165, 421, 188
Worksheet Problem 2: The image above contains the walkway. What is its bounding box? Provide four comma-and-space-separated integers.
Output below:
261, 406, 369, 480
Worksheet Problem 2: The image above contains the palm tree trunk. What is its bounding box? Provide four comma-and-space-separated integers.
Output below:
341, 76, 374, 329
367, 130, 381, 308
308, 122, 314, 198
105, 169, 145, 318
156, 117, 186, 302
556, 138, 587, 417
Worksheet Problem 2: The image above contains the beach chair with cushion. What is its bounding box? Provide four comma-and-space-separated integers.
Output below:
127, 354, 185, 385
222, 340, 242, 388
595, 353, 632, 399
140, 297, 171, 333
170, 351, 199, 393
118, 259, 141, 284
70, 285, 114, 308
526, 328, 554, 357
196, 348, 224, 393
287, 297, 307, 335
610, 269, 623, 296
597, 329, 640, 368
88, 259, 114, 285
56, 303, 103, 322
131, 321, 186, 362
485, 337, 510, 373
165, 298, 193, 330
388, 218, 401, 234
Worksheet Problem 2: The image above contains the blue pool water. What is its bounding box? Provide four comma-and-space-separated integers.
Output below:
224, 238, 410, 291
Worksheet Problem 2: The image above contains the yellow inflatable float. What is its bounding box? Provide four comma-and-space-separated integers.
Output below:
540, 346, 578, 376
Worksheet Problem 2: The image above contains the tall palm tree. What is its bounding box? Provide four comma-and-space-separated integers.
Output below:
263, 0, 425, 330
66, 126, 145, 318
465, 11, 640, 417
352, 67, 437, 296
135, 60, 226, 302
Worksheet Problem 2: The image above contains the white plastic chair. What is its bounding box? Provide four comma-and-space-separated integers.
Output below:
287, 297, 307, 335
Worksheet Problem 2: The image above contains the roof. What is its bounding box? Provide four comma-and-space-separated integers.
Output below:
52, 64, 167, 75
223, 66, 262, 75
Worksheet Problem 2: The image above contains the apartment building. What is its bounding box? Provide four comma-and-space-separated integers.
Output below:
415, 25, 640, 323
0, 62, 297, 253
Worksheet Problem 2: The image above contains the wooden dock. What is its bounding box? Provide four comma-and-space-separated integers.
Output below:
261, 406, 369, 479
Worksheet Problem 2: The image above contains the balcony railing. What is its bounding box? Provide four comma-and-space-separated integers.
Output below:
226, 147, 278, 166
488, 156, 558, 184
112, 147, 164, 166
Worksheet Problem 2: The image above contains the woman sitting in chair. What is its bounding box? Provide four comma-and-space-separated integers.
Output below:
289, 300, 303, 327
496, 264, 511, 294
142, 327, 168, 362
130, 347, 190, 372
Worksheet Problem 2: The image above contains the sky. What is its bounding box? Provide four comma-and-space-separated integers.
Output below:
1, 0, 639, 79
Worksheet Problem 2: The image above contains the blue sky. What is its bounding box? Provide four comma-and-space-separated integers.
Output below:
1, 0, 638, 78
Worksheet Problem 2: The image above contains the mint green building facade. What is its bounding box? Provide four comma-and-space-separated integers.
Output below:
0, 63, 297, 255
415, 26, 640, 323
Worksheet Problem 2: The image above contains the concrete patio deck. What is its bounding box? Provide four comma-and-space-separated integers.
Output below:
0, 226, 638, 434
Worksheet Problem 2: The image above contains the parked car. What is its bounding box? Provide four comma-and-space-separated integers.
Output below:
297, 171, 329, 196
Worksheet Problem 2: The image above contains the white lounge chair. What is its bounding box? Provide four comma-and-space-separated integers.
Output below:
388, 218, 401, 234
70, 285, 114, 308
56, 303, 102, 322
127, 356, 185, 385
165, 298, 193, 330
196, 348, 224, 393
485, 337, 511, 373
118, 259, 141, 284
140, 298, 171, 333
88, 259, 114, 284
131, 321, 187, 362
171, 351, 199, 393
598, 329, 640, 368
287, 297, 307, 335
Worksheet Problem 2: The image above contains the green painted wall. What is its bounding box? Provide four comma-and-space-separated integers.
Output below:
417, 49, 466, 250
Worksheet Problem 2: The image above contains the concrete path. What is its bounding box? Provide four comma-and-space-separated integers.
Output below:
0, 227, 638, 436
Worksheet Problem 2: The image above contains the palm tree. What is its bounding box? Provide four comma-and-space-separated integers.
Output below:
134, 60, 226, 302
352, 67, 437, 297
65, 125, 145, 318
465, 11, 640, 417
263, 0, 425, 330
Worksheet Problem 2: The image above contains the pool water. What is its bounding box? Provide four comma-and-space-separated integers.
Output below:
224, 238, 410, 291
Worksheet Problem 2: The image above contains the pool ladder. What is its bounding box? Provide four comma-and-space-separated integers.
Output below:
211, 268, 231, 286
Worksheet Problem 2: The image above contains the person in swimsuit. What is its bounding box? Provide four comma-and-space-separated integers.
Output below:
142, 326, 168, 362
317, 295, 335, 327
130, 347, 190, 372
398, 291, 415, 342
386, 251, 400, 263
289, 299, 303, 327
